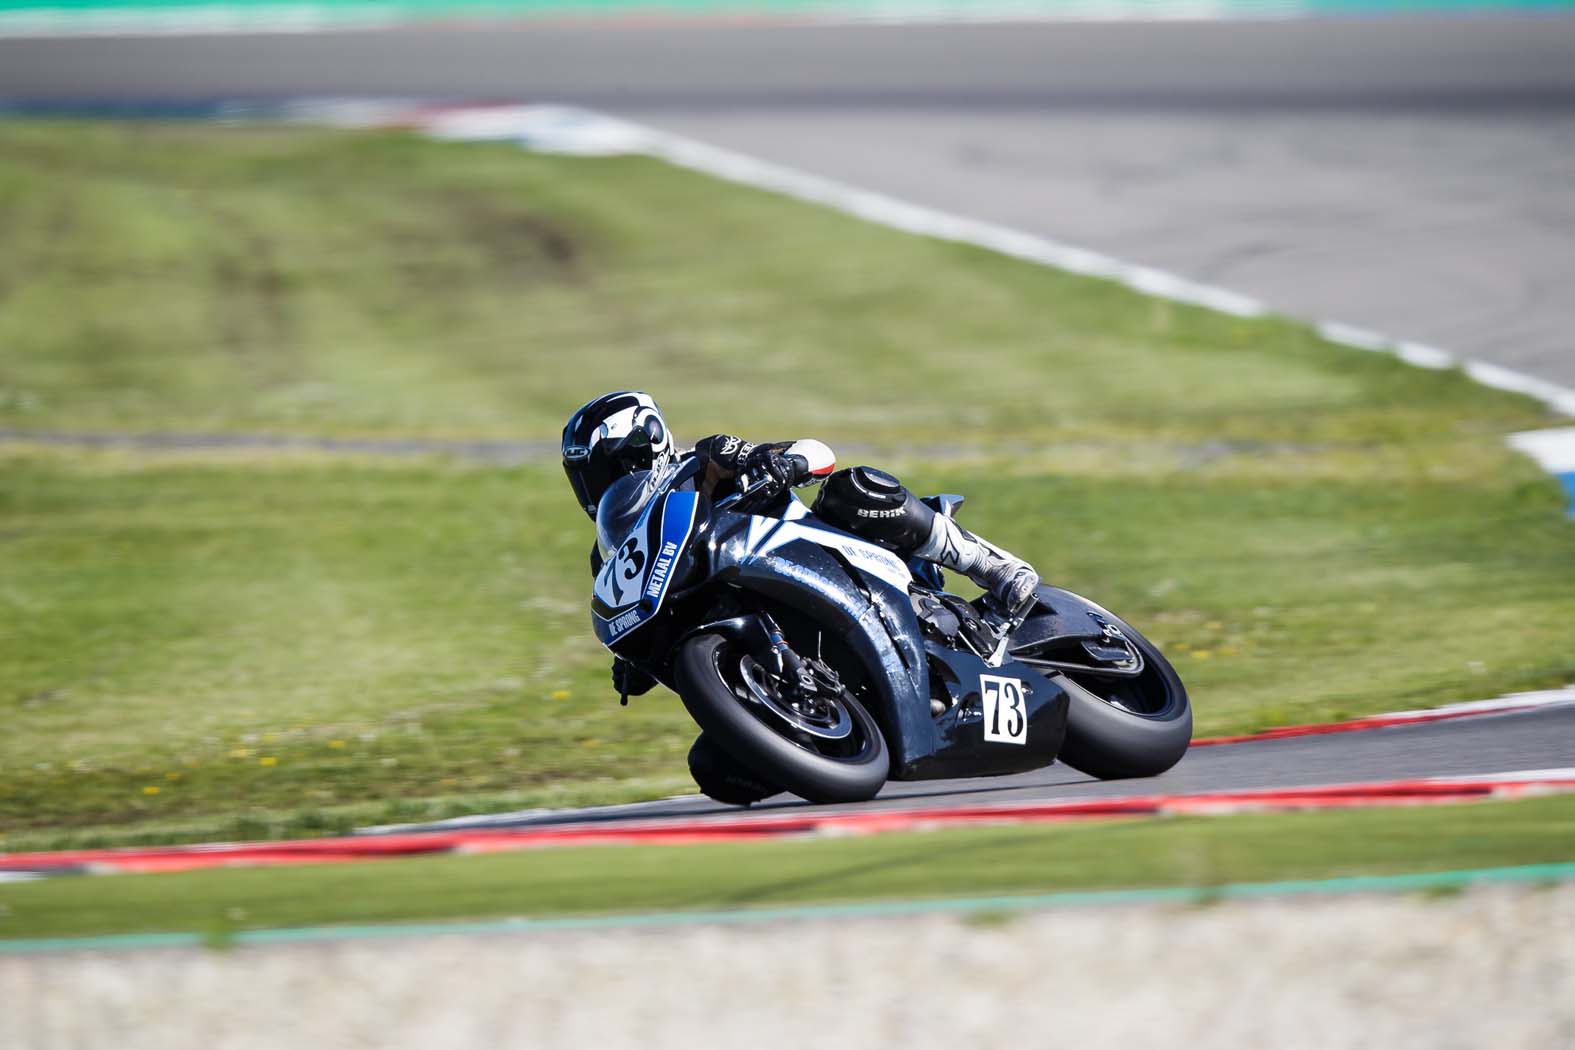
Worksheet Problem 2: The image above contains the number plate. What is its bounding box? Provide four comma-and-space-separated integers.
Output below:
594, 531, 649, 610
980, 675, 1028, 745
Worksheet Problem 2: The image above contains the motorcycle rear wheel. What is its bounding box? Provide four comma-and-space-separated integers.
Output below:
1020, 608, 1192, 779
674, 632, 889, 804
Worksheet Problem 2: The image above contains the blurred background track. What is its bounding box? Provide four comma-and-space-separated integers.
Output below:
7, 18, 1575, 108
4, 16, 1574, 382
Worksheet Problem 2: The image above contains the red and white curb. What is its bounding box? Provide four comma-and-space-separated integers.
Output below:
1191, 685, 1575, 746
3, 687, 1566, 881
4, 768, 1573, 880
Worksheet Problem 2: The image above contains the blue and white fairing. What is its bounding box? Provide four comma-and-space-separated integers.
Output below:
591, 489, 700, 648
737, 511, 914, 593
708, 500, 1069, 780
588, 471, 1070, 781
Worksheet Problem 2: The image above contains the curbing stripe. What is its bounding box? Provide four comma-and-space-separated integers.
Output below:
3, 861, 1574, 955
4, 771, 1573, 878
1191, 684, 1575, 745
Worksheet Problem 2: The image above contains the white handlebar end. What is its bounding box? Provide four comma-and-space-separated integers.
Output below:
786, 439, 836, 481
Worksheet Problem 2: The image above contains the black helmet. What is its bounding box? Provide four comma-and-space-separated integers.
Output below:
561, 391, 676, 518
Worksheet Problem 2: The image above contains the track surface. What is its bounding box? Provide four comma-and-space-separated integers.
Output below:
3, 17, 1572, 821
381, 705, 1575, 831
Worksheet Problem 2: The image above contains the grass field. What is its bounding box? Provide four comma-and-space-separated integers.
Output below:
1, 121, 1572, 848
4, 795, 1573, 941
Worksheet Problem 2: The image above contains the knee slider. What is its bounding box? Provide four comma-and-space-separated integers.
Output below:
840, 466, 904, 505
813, 466, 934, 550
814, 466, 904, 523
848, 466, 904, 499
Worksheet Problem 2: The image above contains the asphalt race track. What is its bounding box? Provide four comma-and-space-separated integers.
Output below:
372, 703, 1575, 830
3, 16, 1572, 816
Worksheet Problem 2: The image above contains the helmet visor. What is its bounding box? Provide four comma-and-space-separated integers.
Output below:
564, 446, 617, 519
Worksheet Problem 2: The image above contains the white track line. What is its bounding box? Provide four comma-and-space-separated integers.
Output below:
1367, 686, 1575, 723
382, 103, 1575, 424
1445, 767, 1575, 784
414, 103, 1270, 317
1508, 426, 1575, 474
1191, 684, 1575, 744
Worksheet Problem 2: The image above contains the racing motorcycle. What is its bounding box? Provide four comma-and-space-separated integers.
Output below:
591, 453, 1191, 804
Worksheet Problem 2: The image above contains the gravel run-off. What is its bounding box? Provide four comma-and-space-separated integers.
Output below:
4, 882, 1572, 1050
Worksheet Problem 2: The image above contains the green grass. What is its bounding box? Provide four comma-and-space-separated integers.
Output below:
3, 795, 1573, 941
1, 120, 1558, 448
0, 121, 1571, 846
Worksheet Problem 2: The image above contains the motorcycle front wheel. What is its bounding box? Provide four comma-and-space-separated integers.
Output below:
674, 632, 889, 804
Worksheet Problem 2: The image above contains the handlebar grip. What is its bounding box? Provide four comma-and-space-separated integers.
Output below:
715, 475, 778, 509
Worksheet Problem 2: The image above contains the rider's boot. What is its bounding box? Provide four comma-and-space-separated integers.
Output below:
914, 513, 1041, 614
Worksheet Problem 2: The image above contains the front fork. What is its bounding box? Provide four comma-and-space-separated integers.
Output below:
759, 611, 845, 699
690, 610, 843, 700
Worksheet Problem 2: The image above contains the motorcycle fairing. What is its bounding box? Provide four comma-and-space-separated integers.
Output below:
711, 512, 1071, 780
739, 516, 913, 592
708, 515, 929, 763
906, 642, 1069, 780
592, 489, 700, 648
1007, 586, 1146, 677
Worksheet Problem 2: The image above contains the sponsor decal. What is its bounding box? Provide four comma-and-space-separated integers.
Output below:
836, 539, 908, 578
608, 608, 644, 634
714, 435, 754, 465
644, 540, 681, 599
597, 490, 699, 647
647, 457, 680, 491
595, 531, 648, 608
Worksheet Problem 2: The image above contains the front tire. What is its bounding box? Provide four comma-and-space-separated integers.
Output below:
687, 732, 783, 806
674, 632, 889, 804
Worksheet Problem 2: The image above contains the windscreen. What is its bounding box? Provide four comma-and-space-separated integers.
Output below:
595, 471, 657, 557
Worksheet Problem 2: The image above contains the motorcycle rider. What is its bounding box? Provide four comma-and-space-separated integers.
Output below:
561, 390, 1042, 704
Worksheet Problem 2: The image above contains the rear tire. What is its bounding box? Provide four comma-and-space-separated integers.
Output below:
674, 632, 889, 804
1036, 611, 1192, 779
